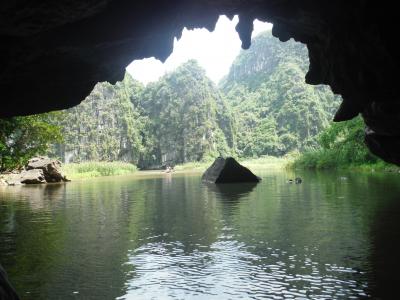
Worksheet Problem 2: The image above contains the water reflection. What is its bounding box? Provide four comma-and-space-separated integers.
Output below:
0, 170, 399, 298
205, 182, 257, 201
0, 183, 66, 211
121, 232, 367, 299
204, 182, 257, 215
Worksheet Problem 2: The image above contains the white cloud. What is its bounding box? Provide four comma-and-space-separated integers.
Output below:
126, 16, 272, 85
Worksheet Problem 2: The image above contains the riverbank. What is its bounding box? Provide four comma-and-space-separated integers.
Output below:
174, 156, 290, 172
291, 151, 400, 173
60, 156, 290, 180
12, 154, 397, 183
62, 162, 137, 180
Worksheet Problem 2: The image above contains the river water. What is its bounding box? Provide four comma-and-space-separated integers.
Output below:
1, 169, 400, 299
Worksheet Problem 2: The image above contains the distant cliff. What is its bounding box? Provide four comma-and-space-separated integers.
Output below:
220, 31, 340, 157
51, 61, 235, 168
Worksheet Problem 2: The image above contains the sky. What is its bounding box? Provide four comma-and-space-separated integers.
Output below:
126, 16, 272, 85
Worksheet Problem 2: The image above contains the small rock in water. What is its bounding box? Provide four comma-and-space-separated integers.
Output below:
26, 156, 69, 182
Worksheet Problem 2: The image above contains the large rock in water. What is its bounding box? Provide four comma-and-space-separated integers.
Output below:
26, 156, 68, 183
202, 157, 260, 183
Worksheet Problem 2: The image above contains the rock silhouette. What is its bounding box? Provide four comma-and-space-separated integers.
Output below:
202, 157, 260, 184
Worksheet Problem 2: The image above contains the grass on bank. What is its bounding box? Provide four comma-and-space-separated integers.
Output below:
291, 149, 400, 172
174, 155, 290, 172
173, 161, 210, 171
61, 151, 398, 180
62, 161, 137, 180
290, 116, 399, 173
61, 156, 289, 180
240, 155, 292, 169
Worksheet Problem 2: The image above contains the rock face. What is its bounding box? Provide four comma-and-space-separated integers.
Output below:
20, 169, 46, 184
0, 1, 399, 165
202, 157, 260, 183
26, 156, 68, 183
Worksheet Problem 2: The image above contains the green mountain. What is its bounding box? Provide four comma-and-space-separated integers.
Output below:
50, 31, 340, 168
51, 61, 235, 168
137, 60, 235, 168
221, 31, 340, 157
51, 74, 145, 164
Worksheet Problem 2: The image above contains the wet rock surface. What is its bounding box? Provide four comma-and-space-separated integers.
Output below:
202, 157, 260, 183
1, 1, 399, 164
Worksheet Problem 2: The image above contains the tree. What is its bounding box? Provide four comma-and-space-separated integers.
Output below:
318, 116, 374, 164
0, 113, 62, 171
294, 116, 378, 169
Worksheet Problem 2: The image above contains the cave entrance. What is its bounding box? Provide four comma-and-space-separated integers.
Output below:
127, 16, 270, 85
1, 11, 395, 300
51, 15, 340, 170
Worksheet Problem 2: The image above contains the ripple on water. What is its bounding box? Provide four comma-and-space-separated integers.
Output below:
118, 238, 369, 300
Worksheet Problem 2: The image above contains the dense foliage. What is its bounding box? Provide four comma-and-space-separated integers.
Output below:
293, 117, 379, 169
51, 61, 235, 169
221, 31, 340, 157
0, 114, 62, 171
138, 60, 235, 167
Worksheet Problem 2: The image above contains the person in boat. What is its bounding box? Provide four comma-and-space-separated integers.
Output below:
287, 177, 302, 184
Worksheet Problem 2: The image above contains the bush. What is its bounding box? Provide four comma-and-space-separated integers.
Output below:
292, 116, 395, 170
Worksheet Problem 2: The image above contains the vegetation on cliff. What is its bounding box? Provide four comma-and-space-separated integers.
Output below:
50, 60, 235, 169
46, 31, 339, 170
50, 74, 145, 165
220, 31, 340, 157
136, 60, 235, 168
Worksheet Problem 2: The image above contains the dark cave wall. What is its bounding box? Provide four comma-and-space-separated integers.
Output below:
0, 0, 399, 164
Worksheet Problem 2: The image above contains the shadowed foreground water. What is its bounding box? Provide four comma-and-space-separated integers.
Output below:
1, 169, 400, 299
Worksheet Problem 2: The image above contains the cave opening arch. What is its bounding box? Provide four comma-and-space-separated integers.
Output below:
0, 1, 399, 165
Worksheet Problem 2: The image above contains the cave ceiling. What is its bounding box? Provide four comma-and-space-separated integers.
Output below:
0, 1, 399, 164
